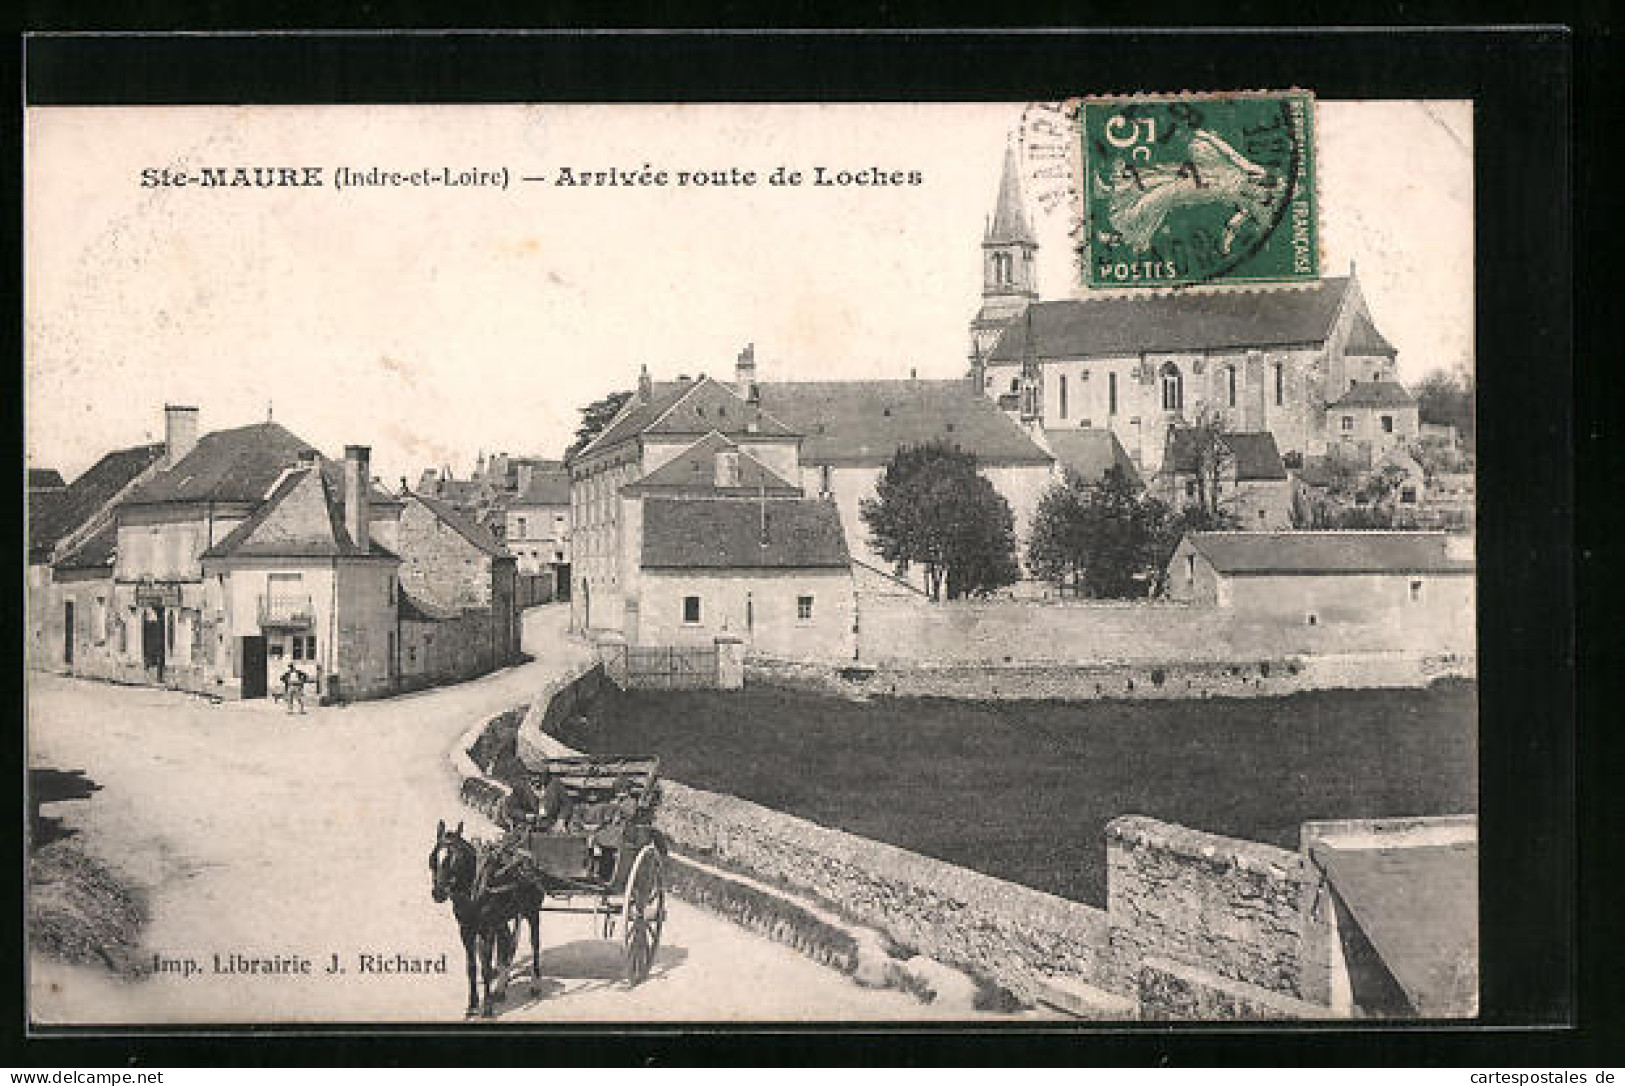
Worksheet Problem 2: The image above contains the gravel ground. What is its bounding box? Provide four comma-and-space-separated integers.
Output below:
28, 605, 986, 1024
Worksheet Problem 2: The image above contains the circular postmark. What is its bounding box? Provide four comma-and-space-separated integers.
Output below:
1016, 98, 1087, 245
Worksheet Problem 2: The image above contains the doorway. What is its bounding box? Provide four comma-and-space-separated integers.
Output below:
141, 606, 165, 681
240, 635, 268, 698
62, 601, 74, 666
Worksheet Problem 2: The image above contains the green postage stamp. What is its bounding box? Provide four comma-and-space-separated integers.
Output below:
1081, 90, 1318, 289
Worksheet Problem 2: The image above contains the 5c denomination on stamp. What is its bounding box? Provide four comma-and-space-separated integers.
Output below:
1080, 90, 1318, 290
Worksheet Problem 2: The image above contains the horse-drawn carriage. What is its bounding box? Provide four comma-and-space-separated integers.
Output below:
430, 755, 669, 1017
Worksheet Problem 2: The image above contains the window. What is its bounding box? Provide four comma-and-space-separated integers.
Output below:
1109, 372, 1118, 415
166, 610, 175, 651
682, 596, 702, 624
1349, 379, 1357, 389
1058, 374, 1068, 420
797, 595, 814, 622
1306, 612, 1318, 626
1185, 554, 1195, 587
517, 516, 527, 537
1274, 362, 1284, 406
1401, 486, 1417, 504
387, 577, 396, 605
1373, 371, 1381, 382
1185, 480, 1197, 499
820, 464, 833, 496
1341, 416, 1354, 431
1226, 365, 1237, 408
1009, 377, 1020, 394
1160, 363, 1183, 411
1409, 579, 1423, 602
292, 635, 316, 661
1381, 415, 1394, 433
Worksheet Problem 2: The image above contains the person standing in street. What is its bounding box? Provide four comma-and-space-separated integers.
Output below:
280, 661, 308, 715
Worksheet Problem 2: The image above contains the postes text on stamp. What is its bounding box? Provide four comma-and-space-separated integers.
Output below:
1081, 91, 1318, 290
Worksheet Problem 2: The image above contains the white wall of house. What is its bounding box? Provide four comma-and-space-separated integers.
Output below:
638, 567, 856, 661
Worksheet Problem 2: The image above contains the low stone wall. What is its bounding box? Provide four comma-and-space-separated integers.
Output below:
654, 780, 1114, 1006
748, 652, 1471, 702
1137, 957, 1329, 1021
1106, 815, 1332, 1005
514, 661, 610, 769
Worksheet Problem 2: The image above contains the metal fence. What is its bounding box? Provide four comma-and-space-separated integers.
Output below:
601, 643, 720, 690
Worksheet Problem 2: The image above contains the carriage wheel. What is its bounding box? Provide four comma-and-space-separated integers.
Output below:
621, 845, 665, 984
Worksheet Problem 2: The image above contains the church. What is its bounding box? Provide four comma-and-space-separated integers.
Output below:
968, 145, 1412, 482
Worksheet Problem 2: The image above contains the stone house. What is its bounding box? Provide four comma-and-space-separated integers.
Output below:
504, 464, 572, 595
395, 490, 521, 682
1326, 380, 1421, 459
1164, 530, 1475, 654
27, 438, 167, 670
1156, 428, 1293, 530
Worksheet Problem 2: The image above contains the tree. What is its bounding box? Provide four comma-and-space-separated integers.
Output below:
1026, 465, 1185, 599
565, 390, 633, 460
860, 441, 1020, 601
1180, 407, 1237, 522
1415, 368, 1475, 452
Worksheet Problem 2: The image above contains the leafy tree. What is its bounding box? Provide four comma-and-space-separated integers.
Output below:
1178, 407, 1237, 522
1415, 368, 1475, 451
860, 441, 1019, 601
565, 389, 633, 460
1027, 465, 1190, 599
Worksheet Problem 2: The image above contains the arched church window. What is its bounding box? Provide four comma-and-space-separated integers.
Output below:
1226, 366, 1237, 408
1274, 363, 1284, 406
1160, 363, 1183, 412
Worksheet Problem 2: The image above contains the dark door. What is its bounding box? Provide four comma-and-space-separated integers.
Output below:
142, 607, 165, 679
555, 563, 571, 601
62, 602, 74, 666
240, 636, 267, 698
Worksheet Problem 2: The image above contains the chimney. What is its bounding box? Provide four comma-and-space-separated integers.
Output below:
516, 462, 534, 494
735, 342, 757, 399
164, 404, 199, 466
637, 363, 653, 404
344, 445, 371, 552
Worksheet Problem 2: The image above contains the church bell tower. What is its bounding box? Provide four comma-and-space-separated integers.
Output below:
969, 140, 1040, 391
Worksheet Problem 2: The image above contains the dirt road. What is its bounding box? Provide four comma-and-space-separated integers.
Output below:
28, 605, 978, 1024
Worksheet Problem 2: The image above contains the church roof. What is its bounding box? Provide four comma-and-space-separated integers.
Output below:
1343, 306, 1398, 355
1328, 380, 1416, 409
986, 277, 1356, 362
641, 497, 850, 570
986, 144, 1036, 247
1044, 428, 1141, 487
626, 432, 801, 496
755, 379, 1052, 467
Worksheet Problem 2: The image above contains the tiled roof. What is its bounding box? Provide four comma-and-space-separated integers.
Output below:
987, 277, 1353, 362
1328, 380, 1417, 409
641, 497, 851, 570
201, 467, 395, 560
1343, 306, 1398, 355
54, 520, 118, 571
125, 422, 316, 505
626, 432, 801, 495
1311, 840, 1478, 1017
1164, 429, 1287, 482
1188, 531, 1474, 575
410, 491, 509, 558
30, 442, 166, 560
399, 590, 461, 622
756, 380, 1052, 467
1044, 428, 1140, 487
580, 378, 798, 459
29, 468, 66, 490
512, 469, 572, 507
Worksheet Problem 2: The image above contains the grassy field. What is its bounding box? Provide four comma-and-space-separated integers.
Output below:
553, 681, 1477, 907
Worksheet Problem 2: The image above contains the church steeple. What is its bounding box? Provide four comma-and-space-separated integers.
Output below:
969, 138, 1040, 390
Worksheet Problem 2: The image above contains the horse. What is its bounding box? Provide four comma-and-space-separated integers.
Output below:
428, 819, 545, 1018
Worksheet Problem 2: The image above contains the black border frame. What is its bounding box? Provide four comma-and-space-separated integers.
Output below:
7, 26, 1591, 1067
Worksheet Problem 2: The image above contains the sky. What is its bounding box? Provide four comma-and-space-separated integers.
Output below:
25, 100, 1472, 485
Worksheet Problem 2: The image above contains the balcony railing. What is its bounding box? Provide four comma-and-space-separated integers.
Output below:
258, 593, 316, 629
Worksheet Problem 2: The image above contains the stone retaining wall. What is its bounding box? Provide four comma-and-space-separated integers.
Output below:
750, 652, 1473, 702
1106, 815, 1333, 1005
1137, 957, 1329, 1021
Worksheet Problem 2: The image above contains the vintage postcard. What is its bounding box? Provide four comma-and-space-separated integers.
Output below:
24, 95, 1478, 1026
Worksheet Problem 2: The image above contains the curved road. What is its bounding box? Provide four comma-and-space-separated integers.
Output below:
29, 604, 985, 1024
